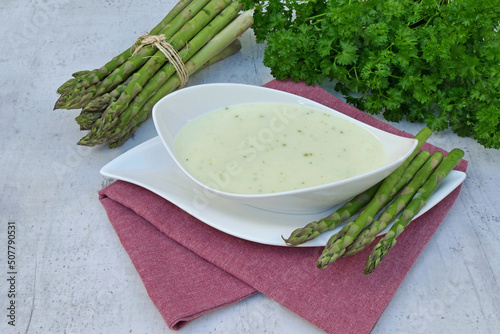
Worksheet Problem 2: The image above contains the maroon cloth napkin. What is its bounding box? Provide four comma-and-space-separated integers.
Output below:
99, 80, 468, 333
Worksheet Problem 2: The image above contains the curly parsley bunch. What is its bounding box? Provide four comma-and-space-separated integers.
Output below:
243, 0, 500, 148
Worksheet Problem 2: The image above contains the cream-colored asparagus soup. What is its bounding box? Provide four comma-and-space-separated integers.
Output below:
174, 103, 386, 194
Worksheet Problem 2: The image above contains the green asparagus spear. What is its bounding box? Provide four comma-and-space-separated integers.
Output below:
343, 151, 443, 256
318, 149, 431, 255
81, 76, 134, 113
57, 79, 78, 96
72, 70, 92, 78
282, 182, 381, 246
389, 151, 430, 197
75, 112, 103, 131
57, 70, 93, 95
316, 128, 432, 269
364, 148, 465, 274
149, 0, 195, 35
81, 94, 115, 114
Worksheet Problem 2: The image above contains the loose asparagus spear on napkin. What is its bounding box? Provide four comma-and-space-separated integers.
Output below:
316, 127, 432, 269
364, 148, 464, 274
343, 151, 443, 256
284, 147, 432, 247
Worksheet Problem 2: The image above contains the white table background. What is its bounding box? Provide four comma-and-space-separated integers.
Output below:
1, 1, 499, 333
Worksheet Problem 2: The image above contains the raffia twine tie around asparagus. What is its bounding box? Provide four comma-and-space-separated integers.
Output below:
133, 34, 189, 88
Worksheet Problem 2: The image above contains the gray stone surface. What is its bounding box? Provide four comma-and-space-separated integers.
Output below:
1, 1, 499, 333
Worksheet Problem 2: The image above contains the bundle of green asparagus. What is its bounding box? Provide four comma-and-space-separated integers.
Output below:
283, 128, 465, 274
55, 0, 253, 148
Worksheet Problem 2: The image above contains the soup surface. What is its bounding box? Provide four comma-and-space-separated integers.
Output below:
174, 103, 386, 194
